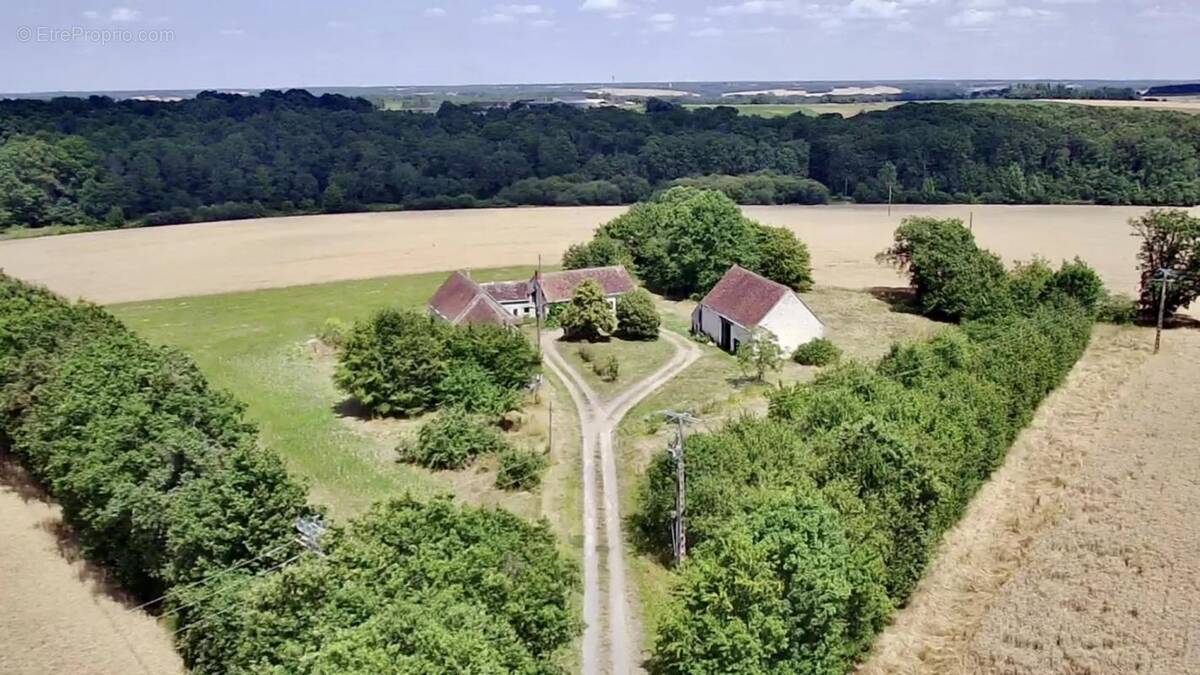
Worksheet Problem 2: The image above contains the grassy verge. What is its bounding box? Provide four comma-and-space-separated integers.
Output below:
559, 335, 677, 400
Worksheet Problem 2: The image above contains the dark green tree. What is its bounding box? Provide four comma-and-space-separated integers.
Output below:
559, 279, 617, 342
615, 288, 661, 340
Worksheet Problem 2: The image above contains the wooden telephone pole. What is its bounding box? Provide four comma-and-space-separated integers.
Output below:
1154, 268, 1177, 355
662, 410, 700, 566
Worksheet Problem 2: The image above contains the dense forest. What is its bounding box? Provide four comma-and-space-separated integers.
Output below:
1, 89, 1198, 231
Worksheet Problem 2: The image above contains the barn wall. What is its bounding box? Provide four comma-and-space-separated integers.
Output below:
760, 293, 825, 353
693, 304, 751, 353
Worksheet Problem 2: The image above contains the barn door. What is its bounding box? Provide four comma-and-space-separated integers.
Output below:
720, 318, 732, 352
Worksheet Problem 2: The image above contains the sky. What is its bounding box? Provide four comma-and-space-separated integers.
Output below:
1, 0, 1197, 93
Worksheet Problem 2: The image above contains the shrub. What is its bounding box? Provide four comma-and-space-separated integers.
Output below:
436, 362, 523, 417
1097, 292, 1138, 324
335, 308, 538, 417
1048, 257, 1105, 314
736, 327, 783, 381
596, 355, 621, 382
878, 217, 1013, 321
754, 225, 814, 291
316, 317, 349, 348
496, 448, 549, 491
577, 345, 595, 363
399, 407, 507, 470
562, 236, 632, 270
560, 279, 617, 341
616, 288, 661, 340
792, 337, 841, 366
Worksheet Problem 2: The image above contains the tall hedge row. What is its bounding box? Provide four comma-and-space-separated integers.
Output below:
638, 301, 1094, 673
177, 497, 580, 675
0, 275, 581, 672
0, 274, 310, 598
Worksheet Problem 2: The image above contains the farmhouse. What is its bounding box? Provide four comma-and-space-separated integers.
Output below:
427, 271, 517, 327
533, 266, 635, 318
692, 265, 824, 354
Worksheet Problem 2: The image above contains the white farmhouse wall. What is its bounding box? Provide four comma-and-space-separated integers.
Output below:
760, 293, 824, 354
692, 304, 751, 352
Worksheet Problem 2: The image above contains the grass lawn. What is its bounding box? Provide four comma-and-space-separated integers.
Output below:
559, 335, 677, 400
108, 266, 584, 532
618, 286, 944, 646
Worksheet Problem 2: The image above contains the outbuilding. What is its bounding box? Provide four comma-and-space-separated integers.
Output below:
428, 271, 518, 327
691, 265, 824, 354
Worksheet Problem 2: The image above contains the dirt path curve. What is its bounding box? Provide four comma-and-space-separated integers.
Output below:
542, 330, 700, 675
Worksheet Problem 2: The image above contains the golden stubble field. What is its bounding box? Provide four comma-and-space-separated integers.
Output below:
1, 203, 1192, 304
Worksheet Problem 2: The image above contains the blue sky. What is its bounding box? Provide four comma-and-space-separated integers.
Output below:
2, 0, 1197, 92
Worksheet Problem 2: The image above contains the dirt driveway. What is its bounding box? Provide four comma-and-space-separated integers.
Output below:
0, 456, 182, 675
2, 204, 1191, 304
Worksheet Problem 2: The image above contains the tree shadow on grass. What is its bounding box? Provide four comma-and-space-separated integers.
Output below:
331, 396, 375, 421
866, 286, 925, 315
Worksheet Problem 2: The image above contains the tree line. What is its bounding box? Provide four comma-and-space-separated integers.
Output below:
635, 219, 1106, 673
0, 274, 578, 672
1, 89, 1198, 231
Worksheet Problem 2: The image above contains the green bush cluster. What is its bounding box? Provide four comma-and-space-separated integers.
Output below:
616, 288, 661, 340
793, 337, 842, 366
880, 217, 1105, 321
595, 355, 621, 382
668, 172, 830, 205
570, 187, 814, 298
317, 317, 349, 347
178, 498, 580, 674
638, 299, 1094, 674
560, 279, 617, 342
335, 308, 539, 417
399, 406, 509, 470
0, 274, 309, 599
497, 448, 550, 491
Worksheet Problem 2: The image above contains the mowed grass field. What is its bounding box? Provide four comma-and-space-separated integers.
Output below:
109, 266, 584, 533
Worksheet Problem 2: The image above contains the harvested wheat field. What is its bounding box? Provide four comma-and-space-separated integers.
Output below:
861, 325, 1200, 674
0, 455, 182, 675
1, 204, 1193, 304
1046, 98, 1200, 114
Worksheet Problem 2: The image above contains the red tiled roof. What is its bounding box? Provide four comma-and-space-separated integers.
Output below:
458, 296, 516, 326
537, 266, 636, 303
482, 280, 532, 303
428, 271, 515, 326
697, 265, 789, 327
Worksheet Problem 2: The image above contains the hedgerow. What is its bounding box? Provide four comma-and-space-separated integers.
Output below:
0, 273, 310, 599
638, 298, 1094, 673
177, 497, 581, 675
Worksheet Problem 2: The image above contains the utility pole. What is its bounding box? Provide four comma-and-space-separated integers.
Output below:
548, 395, 554, 454
661, 410, 699, 567
969, 210, 974, 233
536, 254, 543, 348
887, 182, 893, 217
294, 515, 328, 558
1154, 268, 1177, 355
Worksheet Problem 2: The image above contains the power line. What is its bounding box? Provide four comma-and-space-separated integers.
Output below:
127, 541, 292, 613
170, 552, 306, 638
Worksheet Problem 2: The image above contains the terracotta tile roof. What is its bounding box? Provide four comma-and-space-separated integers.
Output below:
428, 271, 515, 326
697, 265, 789, 327
481, 280, 532, 304
537, 266, 636, 303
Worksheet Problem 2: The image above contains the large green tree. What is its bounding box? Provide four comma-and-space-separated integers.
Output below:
559, 279, 617, 342
1131, 209, 1200, 318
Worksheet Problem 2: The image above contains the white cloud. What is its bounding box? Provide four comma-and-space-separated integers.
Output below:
1042, 0, 1096, 4
531, 18, 556, 27
845, 0, 904, 19
423, 7, 447, 17
691, 26, 725, 36
709, 1, 805, 16
1008, 5, 1057, 18
82, 9, 100, 19
327, 19, 352, 29
218, 28, 245, 37
109, 7, 142, 22
478, 12, 517, 23
581, 0, 631, 14
946, 7, 996, 26
648, 12, 677, 31
962, 0, 1006, 7
499, 3, 544, 14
